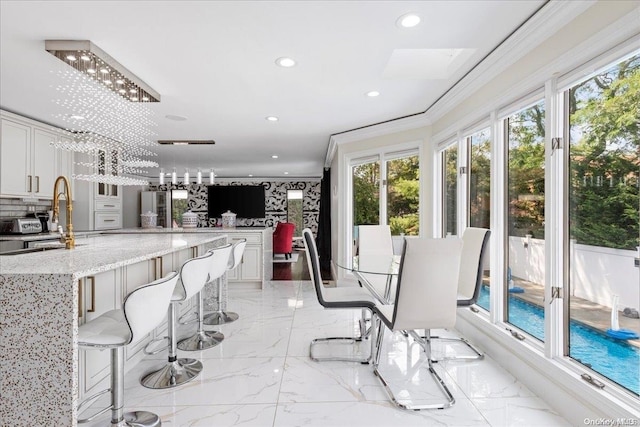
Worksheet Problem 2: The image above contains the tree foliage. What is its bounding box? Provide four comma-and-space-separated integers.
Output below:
569, 55, 639, 249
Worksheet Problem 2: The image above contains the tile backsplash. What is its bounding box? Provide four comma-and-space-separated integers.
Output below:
0, 198, 52, 218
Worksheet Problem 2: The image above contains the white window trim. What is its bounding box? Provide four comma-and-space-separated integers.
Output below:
342, 140, 422, 274
430, 31, 640, 422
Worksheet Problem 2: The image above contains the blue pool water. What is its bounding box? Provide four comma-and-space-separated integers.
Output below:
477, 286, 640, 395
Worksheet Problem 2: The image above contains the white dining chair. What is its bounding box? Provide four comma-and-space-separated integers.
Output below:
303, 228, 378, 363
428, 227, 490, 362
372, 237, 463, 410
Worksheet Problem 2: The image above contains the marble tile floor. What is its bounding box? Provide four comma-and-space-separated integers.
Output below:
82, 280, 570, 427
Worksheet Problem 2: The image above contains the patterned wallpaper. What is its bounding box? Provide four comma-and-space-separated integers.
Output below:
150, 180, 321, 235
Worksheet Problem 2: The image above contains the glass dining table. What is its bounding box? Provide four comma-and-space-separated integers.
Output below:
335, 254, 401, 304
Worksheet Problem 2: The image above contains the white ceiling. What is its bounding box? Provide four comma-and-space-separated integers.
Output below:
0, 0, 545, 179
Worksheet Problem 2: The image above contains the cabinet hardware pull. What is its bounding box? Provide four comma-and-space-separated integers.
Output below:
35, 176, 40, 193
159, 256, 163, 278
104, 204, 115, 207
87, 276, 96, 313
104, 219, 116, 222
28, 175, 32, 192
78, 280, 83, 318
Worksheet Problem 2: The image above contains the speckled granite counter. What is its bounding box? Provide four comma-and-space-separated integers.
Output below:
0, 233, 227, 426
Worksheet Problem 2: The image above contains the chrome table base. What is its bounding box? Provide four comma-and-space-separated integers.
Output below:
177, 330, 224, 351
140, 359, 202, 389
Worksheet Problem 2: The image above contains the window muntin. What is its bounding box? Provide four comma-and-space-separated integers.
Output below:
443, 145, 458, 236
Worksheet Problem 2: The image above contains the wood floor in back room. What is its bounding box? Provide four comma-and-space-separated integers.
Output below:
272, 250, 333, 282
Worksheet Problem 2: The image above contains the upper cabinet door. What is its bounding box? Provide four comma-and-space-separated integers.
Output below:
32, 128, 58, 199
0, 118, 31, 197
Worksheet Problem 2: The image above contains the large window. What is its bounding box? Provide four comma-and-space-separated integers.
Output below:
351, 150, 420, 238
567, 54, 639, 395
506, 100, 546, 341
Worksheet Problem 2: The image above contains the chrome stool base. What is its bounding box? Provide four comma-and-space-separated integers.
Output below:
140, 359, 202, 389
114, 410, 161, 427
177, 330, 224, 351
203, 311, 239, 325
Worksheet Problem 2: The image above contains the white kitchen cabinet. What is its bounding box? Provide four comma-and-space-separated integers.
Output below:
93, 149, 122, 230
78, 269, 122, 395
0, 118, 62, 199
225, 230, 271, 288
0, 111, 74, 200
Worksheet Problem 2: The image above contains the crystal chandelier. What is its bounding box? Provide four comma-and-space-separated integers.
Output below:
45, 40, 160, 103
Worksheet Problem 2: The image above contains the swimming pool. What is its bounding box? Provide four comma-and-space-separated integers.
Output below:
477, 286, 640, 395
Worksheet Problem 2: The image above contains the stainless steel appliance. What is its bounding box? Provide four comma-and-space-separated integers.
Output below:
140, 191, 171, 228
0, 218, 43, 234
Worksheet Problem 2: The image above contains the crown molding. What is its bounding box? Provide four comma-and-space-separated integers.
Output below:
431, 7, 640, 145
424, 0, 596, 125
325, 112, 430, 167
324, 1, 596, 168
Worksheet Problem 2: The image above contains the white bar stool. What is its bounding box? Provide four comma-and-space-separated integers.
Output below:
140, 251, 214, 389
77, 271, 179, 426
178, 243, 233, 350
203, 239, 246, 325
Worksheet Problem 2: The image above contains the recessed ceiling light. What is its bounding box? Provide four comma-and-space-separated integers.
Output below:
165, 114, 188, 121
366, 91, 380, 97
284, 172, 289, 175
173, 142, 188, 146
70, 115, 85, 120
266, 116, 279, 122
271, 155, 279, 159
248, 174, 253, 177
275, 57, 296, 67
397, 13, 421, 28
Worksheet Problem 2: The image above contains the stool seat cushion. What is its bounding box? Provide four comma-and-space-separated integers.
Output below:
78, 309, 130, 348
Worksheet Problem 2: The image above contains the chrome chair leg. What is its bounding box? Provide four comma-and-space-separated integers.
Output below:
309, 308, 374, 364
420, 329, 484, 362
141, 303, 203, 389
178, 291, 224, 351
373, 328, 455, 410
203, 276, 239, 325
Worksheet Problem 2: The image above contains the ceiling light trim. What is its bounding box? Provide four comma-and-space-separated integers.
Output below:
45, 40, 161, 103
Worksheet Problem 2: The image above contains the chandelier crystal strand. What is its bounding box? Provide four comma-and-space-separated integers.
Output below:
50, 65, 159, 186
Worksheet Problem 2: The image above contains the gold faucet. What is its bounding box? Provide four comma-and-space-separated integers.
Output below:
52, 175, 75, 249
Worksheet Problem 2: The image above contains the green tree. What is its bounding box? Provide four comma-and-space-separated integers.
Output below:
569, 55, 639, 250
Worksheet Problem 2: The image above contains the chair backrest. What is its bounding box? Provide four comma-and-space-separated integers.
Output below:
227, 239, 247, 270
273, 222, 295, 253
391, 238, 462, 331
176, 250, 215, 300
123, 271, 180, 344
302, 228, 328, 306
357, 225, 394, 297
207, 243, 234, 282
457, 228, 491, 304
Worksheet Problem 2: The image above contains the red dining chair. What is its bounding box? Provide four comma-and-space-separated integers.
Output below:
273, 222, 295, 259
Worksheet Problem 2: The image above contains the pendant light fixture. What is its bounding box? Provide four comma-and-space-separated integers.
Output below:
183, 169, 189, 184
171, 168, 177, 185
209, 169, 215, 185
159, 168, 165, 185
197, 169, 202, 184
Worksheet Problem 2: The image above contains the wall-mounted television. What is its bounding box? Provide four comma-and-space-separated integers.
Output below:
208, 185, 266, 218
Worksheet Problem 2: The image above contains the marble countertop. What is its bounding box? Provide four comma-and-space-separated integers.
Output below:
0, 233, 227, 278
107, 227, 270, 233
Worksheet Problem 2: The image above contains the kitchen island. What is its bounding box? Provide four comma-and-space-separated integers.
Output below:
0, 232, 227, 426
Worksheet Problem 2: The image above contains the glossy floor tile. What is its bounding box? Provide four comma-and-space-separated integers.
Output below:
83, 280, 570, 427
